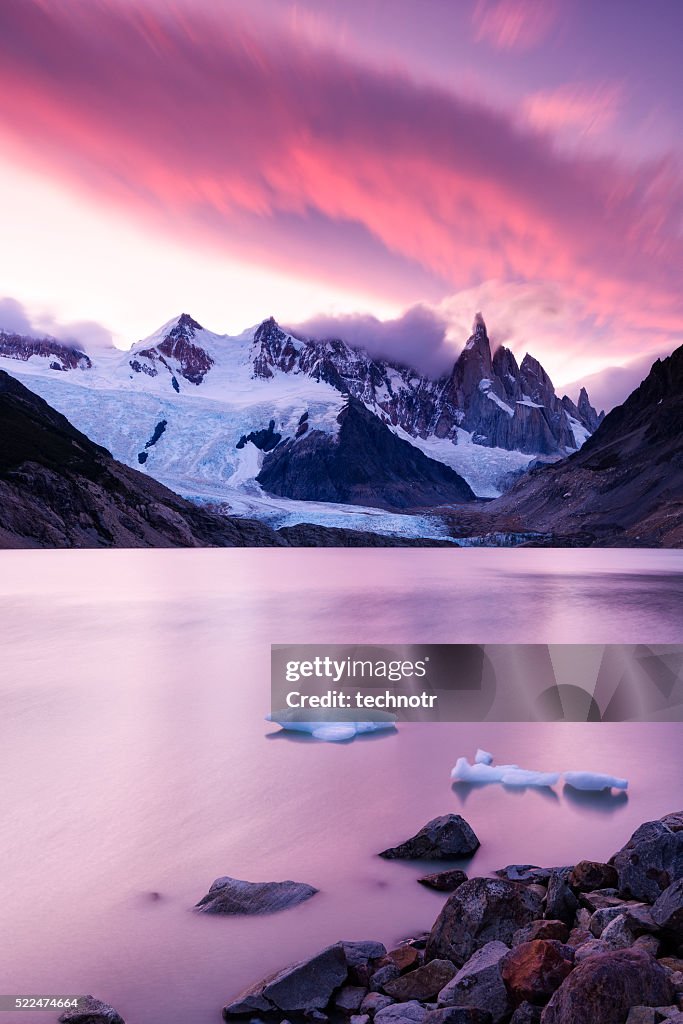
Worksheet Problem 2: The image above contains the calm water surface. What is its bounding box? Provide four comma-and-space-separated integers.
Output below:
1, 549, 682, 1023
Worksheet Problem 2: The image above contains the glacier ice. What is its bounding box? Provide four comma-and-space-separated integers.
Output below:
563, 771, 628, 792
474, 748, 493, 765
266, 712, 396, 743
501, 768, 562, 787
450, 756, 520, 783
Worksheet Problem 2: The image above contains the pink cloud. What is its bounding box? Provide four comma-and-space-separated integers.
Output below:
523, 82, 624, 137
471, 0, 561, 51
0, 0, 681, 372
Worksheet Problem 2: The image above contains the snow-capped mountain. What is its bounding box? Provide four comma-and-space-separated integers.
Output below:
0, 311, 602, 520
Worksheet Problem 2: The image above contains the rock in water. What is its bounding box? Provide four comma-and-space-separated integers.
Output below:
427, 878, 543, 967
541, 949, 673, 1024
195, 876, 318, 914
418, 869, 469, 892
223, 943, 348, 1016
613, 812, 683, 902
379, 816, 480, 860
59, 997, 124, 1023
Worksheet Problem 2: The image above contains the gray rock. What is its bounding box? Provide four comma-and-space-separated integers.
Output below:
614, 813, 683, 903
344, 941, 388, 969
59, 997, 124, 1024
494, 866, 553, 886
541, 948, 674, 1024
370, 965, 402, 993
375, 1001, 428, 1024
424, 1010, 493, 1024
384, 961, 457, 1002
223, 942, 348, 1016
195, 875, 318, 914
574, 938, 611, 963
545, 869, 579, 925
351, 1016, 371, 1024
427, 877, 543, 966
653, 880, 683, 940
437, 941, 511, 1024
510, 1004, 543, 1024
336, 986, 368, 1011
512, 921, 569, 946
361, 992, 395, 1015
380, 816, 480, 860
625, 1008, 658, 1024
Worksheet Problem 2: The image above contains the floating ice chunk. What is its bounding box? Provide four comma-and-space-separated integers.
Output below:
266, 712, 396, 743
474, 748, 494, 765
563, 771, 628, 792
501, 768, 562, 787
451, 756, 520, 783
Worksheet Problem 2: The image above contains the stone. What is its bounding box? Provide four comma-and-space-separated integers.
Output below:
336, 986, 368, 1012
59, 997, 124, 1024
424, 1010, 493, 1024
374, 1001, 428, 1024
568, 861, 619, 893
418, 870, 469, 892
613, 814, 683, 903
427, 877, 543, 967
501, 940, 574, 1005
384, 961, 457, 1002
579, 890, 625, 912
343, 941, 388, 969
494, 866, 553, 886
380, 816, 480, 860
512, 921, 569, 946
589, 903, 648, 937
223, 942, 348, 1016
437, 941, 511, 1024
653, 880, 683, 940
625, 1010, 658, 1024
544, 869, 579, 925
510, 1004, 543, 1024
574, 938, 610, 963
541, 949, 674, 1024
380, 946, 421, 972
361, 992, 395, 1015
194, 875, 318, 914
351, 1017, 371, 1024
370, 966, 402, 993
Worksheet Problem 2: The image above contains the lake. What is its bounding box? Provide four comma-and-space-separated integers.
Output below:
1, 548, 682, 1023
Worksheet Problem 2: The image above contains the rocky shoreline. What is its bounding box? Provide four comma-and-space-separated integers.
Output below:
60, 811, 683, 1024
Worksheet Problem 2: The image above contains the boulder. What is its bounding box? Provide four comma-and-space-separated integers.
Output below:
380, 946, 421, 972
380, 816, 480, 860
370, 966, 402, 993
384, 961, 457, 1002
625, 1007, 659, 1023
223, 942, 348, 1016
59, 997, 124, 1024
613, 814, 683, 903
494, 867, 553, 886
544, 869, 579, 925
424, 1010, 493, 1024
195, 876, 317, 914
600, 908, 657, 951
343, 941, 388, 968
427, 877, 543, 966
510, 1005, 543, 1024
653, 880, 683, 940
541, 949, 674, 1024
374, 1001, 428, 1024
512, 921, 569, 946
573, 938, 610, 963
501, 940, 574, 1005
361, 992, 395, 1015
418, 870, 469, 892
335, 986, 368, 1012
437, 941, 511, 1024
568, 861, 619, 893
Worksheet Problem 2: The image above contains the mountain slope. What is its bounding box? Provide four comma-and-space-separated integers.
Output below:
0, 369, 281, 548
482, 344, 683, 545
256, 396, 476, 510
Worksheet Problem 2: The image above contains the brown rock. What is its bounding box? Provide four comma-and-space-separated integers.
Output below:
512, 921, 569, 946
418, 870, 468, 893
501, 940, 573, 1006
380, 946, 421, 973
568, 861, 619, 893
541, 949, 674, 1024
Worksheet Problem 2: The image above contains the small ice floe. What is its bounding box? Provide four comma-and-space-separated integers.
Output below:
563, 771, 628, 792
474, 748, 494, 765
266, 711, 396, 743
450, 756, 520, 783
501, 768, 562, 787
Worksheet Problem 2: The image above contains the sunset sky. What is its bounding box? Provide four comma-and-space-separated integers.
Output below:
0, 0, 682, 406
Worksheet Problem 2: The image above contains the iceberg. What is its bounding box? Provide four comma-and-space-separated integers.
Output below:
563, 771, 628, 792
474, 748, 494, 765
450, 756, 520, 783
266, 711, 396, 743
501, 768, 561, 787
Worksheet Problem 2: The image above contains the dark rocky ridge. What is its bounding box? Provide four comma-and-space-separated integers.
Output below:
0, 329, 91, 371
257, 397, 476, 511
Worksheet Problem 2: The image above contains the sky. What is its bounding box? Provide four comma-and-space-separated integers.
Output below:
0, 0, 682, 406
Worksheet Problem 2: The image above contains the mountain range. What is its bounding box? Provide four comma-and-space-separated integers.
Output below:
0, 310, 679, 546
